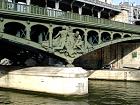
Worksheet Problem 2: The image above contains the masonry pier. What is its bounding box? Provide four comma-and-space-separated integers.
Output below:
0, 67, 88, 96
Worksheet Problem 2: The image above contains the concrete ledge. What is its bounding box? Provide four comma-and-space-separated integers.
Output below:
123, 64, 140, 69
88, 69, 140, 81
0, 67, 88, 96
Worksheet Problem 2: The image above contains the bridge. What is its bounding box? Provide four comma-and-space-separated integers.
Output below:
1, 1, 140, 68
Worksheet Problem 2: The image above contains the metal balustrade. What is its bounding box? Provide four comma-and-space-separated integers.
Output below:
77, 0, 121, 11
0, 1, 140, 33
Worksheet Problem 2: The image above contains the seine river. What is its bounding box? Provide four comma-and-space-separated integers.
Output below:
0, 80, 140, 105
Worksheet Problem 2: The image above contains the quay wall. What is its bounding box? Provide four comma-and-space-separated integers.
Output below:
76, 43, 140, 70
89, 69, 140, 81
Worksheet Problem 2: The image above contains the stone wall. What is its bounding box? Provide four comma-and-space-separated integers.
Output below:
103, 43, 140, 69
76, 42, 140, 70
89, 70, 140, 81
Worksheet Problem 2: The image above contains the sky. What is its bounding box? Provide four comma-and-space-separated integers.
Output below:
113, 0, 140, 5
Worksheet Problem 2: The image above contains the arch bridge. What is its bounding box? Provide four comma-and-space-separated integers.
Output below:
1, 1, 140, 66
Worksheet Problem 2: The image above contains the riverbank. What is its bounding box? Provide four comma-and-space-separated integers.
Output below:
1, 66, 140, 97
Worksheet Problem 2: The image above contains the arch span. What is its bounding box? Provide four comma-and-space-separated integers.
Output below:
52, 26, 63, 38
30, 24, 49, 43
4, 22, 26, 38
124, 34, 131, 38
113, 33, 121, 40
87, 30, 99, 45
87, 36, 140, 54
0, 32, 46, 52
101, 32, 111, 42
73, 28, 84, 40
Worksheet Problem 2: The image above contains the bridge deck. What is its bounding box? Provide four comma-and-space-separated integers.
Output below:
0, 1, 140, 34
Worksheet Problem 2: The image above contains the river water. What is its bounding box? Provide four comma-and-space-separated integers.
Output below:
0, 80, 140, 105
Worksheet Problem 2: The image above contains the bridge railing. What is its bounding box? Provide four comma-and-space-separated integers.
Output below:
77, 0, 121, 11
0, 1, 140, 33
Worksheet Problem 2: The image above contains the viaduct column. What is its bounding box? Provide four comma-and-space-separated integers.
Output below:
26, 0, 31, 13
98, 30, 102, 44
26, 21, 31, 40
97, 8, 104, 18
79, 7, 82, 15
26, 0, 30, 5
78, 4, 85, 20
0, 18, 4, 33
55, 0, 60, 10
84, 29, 88, 52
78, 3, 85, 15
98, 11, 101, 18
45, 0, 47, 8
49, 24, 53, 49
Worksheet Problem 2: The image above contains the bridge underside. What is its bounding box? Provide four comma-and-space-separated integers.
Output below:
74, 40, 140, 70
0, 38, 67, 67
1, 36, 140, 70
1, 1, 140, 69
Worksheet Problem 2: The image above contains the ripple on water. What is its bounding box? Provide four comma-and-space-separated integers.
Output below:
89, 80, 140, 105
0, 80, 140, 105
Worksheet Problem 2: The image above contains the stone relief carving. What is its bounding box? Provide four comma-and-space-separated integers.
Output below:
53, 26, 68, 50
42, 26, 85, 58
53, 26, 85, 58
73, 31, 84, 52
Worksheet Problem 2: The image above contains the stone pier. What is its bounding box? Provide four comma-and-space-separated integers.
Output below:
0, 66, 88, 96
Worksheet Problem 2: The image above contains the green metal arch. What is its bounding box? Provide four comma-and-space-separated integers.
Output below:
31, 24, 49, 30
3, 21, 26, 28
87, 30, 99, 34
0, 33, 46, 52
86, 29, 99, 33
73, 36, 140, 61
72, 28, 85, 36
52, 25, 63, 29
113, 33, 122, 39
123, 34, 131, 37
101, 31, 111, 35
88, 37, 140, 53
3, 19, 27, 28
1, 33, 140, 64
100, 31, 111, 42
72, 27, 85, 33
30, 23, 49, 29
100, 30, 111, 34
113, 32, 122, 36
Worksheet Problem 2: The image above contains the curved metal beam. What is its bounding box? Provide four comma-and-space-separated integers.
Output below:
1, 32, 140, 65
87, 37, 140, 53
0, 33, 46, 52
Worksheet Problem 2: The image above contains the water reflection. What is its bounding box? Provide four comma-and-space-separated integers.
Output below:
0, 80, 140, 105
89, 80, 140, 105
0, 89, 89, 105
